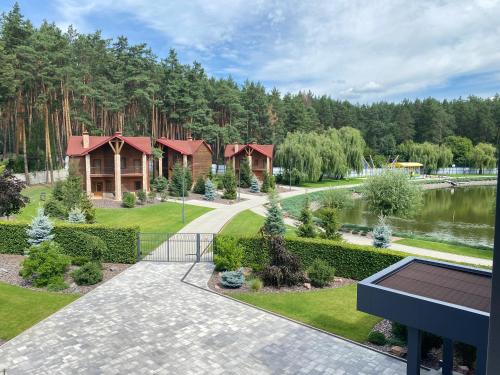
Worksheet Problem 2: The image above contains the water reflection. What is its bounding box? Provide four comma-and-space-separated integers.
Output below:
341, 186, 496, 247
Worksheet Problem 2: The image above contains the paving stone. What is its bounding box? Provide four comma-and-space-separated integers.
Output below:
0, 262, 407, 374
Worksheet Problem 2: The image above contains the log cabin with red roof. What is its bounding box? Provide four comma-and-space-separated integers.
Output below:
66, 131, 152, 200
156, 137, 213, 183
224, 142, 274, 181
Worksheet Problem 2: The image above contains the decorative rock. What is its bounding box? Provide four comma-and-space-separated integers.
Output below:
390, 346, 406, 357
457, 365, 469, 374
303, 283, 312, 290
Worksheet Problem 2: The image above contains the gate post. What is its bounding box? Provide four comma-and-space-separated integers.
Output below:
136, 233, 141, 262
196, 233, 201, 262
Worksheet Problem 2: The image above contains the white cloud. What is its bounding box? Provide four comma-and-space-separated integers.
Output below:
54, 0, 500, 101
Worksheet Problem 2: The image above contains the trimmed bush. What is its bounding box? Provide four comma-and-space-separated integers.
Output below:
220, 270, 245, 288
307, 258, 335, 287
249, 277, 263, 291
58, 231, 105, 261
137, 190, 147, 205
152, 176, 168, 192
0, 222, 138, 263
71, 256, 90, 266
214, 236, 244, 271
122, 192, 136, 208
47, 276, 69, 292
218, 235, 406, 281
71, 262, 103, 285
367, 331, 387, 346
20, 241, 71, 287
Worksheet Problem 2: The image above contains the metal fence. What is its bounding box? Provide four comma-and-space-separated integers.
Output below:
139, 233, 215, 262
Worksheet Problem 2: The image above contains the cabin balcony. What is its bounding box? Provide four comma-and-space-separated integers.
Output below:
90, 166, 143, 177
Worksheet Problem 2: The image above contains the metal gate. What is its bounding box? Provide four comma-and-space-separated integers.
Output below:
139, 233, 215, 262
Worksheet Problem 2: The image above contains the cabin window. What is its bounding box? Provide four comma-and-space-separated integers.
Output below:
133, 159, 141, 172
121, 157, 127, 169
134, 181, 142, 191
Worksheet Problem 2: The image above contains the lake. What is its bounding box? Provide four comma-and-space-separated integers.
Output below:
342, 185, 496, 247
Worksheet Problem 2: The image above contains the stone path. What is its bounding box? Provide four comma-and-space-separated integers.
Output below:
0, 261, 407, 374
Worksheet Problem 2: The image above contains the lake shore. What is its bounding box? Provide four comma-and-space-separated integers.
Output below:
423, 179, 497, 190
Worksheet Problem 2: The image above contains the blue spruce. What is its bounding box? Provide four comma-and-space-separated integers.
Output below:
204, 179, 216, 201
373, 215, 392, 248
249, 174, 260, 193
26, 208, 54, 246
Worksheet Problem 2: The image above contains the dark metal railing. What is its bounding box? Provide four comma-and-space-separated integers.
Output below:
90, 166, 114, 175
139, 233, 215, 262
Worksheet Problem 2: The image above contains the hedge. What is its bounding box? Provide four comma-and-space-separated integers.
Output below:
216, 235, 406, 280
0, 222, 139, 264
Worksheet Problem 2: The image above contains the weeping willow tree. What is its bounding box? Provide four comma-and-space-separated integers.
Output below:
276, 129, 355, 183
339, 127, 365, 173
398, 141, 453, 173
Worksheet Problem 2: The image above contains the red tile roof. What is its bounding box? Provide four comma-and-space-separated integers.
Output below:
156, 138, 212, 155
224, 143, 274, 159
66, 133, 152, 156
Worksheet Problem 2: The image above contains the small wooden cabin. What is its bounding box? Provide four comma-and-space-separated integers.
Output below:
156, 137, 213, 182
224, 143, 274, 181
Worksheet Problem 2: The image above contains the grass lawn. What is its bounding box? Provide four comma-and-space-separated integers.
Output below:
15, 185, 212, 233
95, 202, 212, 233
298, 177, 364, 188
231, 284, 379, 342
395, 238, 493, 260
0, 282, 79, 340
220, 209, 296, 237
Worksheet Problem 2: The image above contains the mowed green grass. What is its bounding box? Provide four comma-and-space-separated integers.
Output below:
0, 282, 79, 340
395, 238, 493, 260
299, 177, 364, 188
220, 209, 296, 237
231, 284, 380, 342
16, 185, 212, 233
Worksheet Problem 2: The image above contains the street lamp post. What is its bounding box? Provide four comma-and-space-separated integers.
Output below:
182, 167, 185, 223
238, 168, 241, 201
289, 168, 292, 191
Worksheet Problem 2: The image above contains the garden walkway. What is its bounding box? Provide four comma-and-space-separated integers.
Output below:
0, 261, 408, 374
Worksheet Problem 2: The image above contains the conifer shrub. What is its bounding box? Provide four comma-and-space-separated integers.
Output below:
147, 190, 156, 203
71, 261, 103, 286
46, 276, 68, 292
169, 162, 191, 197
262, 191, 286, 237
193, 174, 206, 194
204, 179, 216, 201
44, 198, 67, 219
79, 194, 96, 223
222, 166, 237, 199
261, 170, 271, 193
373, 216, 392, 248
220, 270, 245, 288
316, 207, 341, 240
71, 256, 90, 266
26, 208, 54, 247
122, 192, 136, 208
20, 241, 71, 287
239, 159, 252, 188
68, 207, 86, 223
249, 174, 260, 193
307, 258, 335, 287
152, 176, 168, 192
249, 277, 263, 291
296, 196, 316, 238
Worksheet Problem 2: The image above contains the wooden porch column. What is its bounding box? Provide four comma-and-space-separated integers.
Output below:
114, 153, 121, 200
183, 154, 188, 168
232, 156, 235, 170
85, 154, 91, 196
142, 154, 148, 192
247, 155, 252, 170
158, 156, 163, 177
266, 157, 270, 174
109, 139, 124, 201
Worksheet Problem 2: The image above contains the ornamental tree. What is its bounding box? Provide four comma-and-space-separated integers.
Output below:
239, 158, 251, 188
0, 168, 28, 217
296, 196, 316, 238
373, 216, 392, 248
249, 174, 260, 193
222, 166, 237, 199
68, 207, 86, 223
26, 208, 54, 246
204, 179, 216, 201
471, 143, 496, 174
262, 190, 286, 237
363, 169, 423, 217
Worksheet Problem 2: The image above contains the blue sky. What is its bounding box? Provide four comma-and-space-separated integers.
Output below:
3, 0, 500, 103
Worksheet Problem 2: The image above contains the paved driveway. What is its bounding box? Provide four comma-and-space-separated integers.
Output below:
0, 262, 406, 374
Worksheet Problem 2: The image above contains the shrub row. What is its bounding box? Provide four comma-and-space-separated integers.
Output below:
0, 222, 139, 264
216, 235, 406, 280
